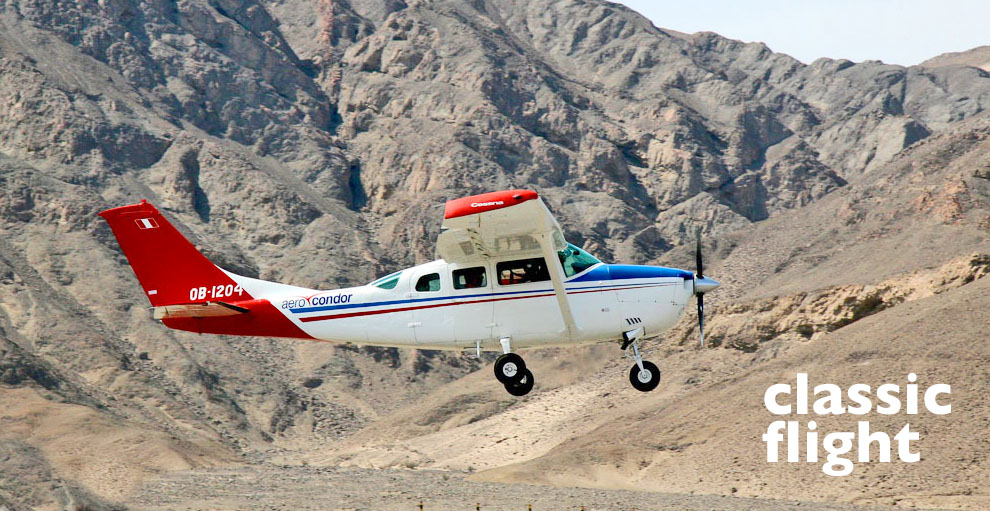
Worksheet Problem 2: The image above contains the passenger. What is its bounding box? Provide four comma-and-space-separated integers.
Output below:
465, 271, 485, 288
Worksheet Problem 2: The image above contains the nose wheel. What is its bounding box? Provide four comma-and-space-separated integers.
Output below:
629, 360, 660, 392
622, 328, 661, 392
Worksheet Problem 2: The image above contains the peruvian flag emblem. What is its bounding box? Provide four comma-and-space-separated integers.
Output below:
135, 218, 159, 229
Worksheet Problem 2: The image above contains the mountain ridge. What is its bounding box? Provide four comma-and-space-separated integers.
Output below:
0, 0, 988, 508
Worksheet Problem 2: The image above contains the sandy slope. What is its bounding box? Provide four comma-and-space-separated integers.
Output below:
0, 387, 235, 502
474, 276, 990, 509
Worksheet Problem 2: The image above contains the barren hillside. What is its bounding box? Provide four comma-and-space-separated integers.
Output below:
0, 0, 988, 509
922, 46, 990, 72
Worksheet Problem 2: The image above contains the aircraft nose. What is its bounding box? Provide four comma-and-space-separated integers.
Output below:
694, 276, 720, 294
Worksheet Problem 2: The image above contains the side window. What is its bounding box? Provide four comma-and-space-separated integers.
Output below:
375, 274, 400, 289
369, 271, 402, 289
415, 273, 441, 292
453, 266, 487, 289
496, 258, 551, 286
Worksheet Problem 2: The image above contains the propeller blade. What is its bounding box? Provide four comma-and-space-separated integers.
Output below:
697, 292, 705, 347
695, 228, 703, 278
696, 228, 706, 347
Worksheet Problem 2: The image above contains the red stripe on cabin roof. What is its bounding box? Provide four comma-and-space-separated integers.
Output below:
443, 189, 539, 219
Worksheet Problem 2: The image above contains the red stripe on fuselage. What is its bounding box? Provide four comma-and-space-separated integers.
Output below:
300, 292, 557, 322
298, 284, 668, 323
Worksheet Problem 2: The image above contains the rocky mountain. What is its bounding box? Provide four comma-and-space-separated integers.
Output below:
0, 0, 988, 509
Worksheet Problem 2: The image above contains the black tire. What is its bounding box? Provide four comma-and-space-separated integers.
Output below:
494, 353, 526, 385
504, 369, 534, 396
629, 361, 661, 392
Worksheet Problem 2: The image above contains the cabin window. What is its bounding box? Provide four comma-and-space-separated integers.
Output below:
557, 243, 601, 277
496, 258, 550, 286
370, 271, 401, 290
415, 273, 441, 292
453, 266, 487, 289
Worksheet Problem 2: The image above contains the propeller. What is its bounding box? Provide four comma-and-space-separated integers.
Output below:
693, 228, 720, 348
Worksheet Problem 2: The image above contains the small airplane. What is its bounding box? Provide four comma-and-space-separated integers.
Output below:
99, 189, 718, 396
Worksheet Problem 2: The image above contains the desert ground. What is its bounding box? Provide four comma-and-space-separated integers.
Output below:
124, 463, 947, 511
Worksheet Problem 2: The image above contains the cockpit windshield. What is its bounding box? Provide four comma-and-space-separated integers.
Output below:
368, 271, 401, 289
557, 243, 601, 277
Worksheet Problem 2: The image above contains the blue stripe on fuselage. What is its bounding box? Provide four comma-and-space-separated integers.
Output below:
566, 264, 610, 282
290, 264, 691, 315
569, 264, 694, 282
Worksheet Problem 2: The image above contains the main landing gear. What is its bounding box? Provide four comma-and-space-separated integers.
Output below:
621, 327, 661, 392
494, 338, 534, 396
491, 330, 663, 396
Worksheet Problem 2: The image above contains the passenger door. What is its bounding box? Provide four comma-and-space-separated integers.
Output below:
448, 263, 494, 344
491, 256, 565, 344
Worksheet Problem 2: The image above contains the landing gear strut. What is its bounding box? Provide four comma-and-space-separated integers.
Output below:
494, 337, 534, 396
622, 327, 661, 392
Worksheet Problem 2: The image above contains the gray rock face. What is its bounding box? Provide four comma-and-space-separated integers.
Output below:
321, 0, 990, 259
0, 0, 989, 505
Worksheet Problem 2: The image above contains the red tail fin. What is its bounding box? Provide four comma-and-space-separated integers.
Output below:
98, 201, 250, 307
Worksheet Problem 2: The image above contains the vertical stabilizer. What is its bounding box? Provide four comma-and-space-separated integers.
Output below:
98, 201, 248, 307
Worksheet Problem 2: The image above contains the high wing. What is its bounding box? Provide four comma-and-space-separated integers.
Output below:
437, 189, 577, 334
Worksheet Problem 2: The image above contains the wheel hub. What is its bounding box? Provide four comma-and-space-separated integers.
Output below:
637, 369, 652, 383
502, 362, 518, 378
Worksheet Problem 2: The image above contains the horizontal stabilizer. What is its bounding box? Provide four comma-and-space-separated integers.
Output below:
153, 301, 250, 320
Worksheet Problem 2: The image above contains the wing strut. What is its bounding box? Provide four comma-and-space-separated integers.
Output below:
538, 232, 577, 337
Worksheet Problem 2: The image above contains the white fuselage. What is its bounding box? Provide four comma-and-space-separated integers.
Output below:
232, 261, 696, 351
